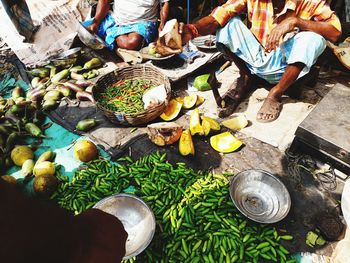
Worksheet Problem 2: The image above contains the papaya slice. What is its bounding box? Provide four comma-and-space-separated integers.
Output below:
182, 94, 198, 109
189, 108, 204, 136
201, 116, 220, 131
160, 99, 183, 121
221, 115, 248, 131
195, 95, 205, 106
179, 130, 195, 156
210, 131, 242, 153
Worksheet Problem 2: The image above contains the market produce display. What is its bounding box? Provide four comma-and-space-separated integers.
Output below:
26, 57, 104, 111
95, 79, 156, 114
0, 88, 47, 172
51, 152, 295, 263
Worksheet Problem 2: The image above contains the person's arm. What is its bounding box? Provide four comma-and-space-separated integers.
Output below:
87, 0, 110, 33
159, 1, 170, 31
266, 1, 342, 52
180, 0, 246, 43
294, 18, 341, 42
266, 15, 341, 51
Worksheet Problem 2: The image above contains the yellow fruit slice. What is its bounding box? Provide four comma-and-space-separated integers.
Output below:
179, 130, 195, 156
210, 132, 243, 153
182, 94, 198, 109
175, 97, 184, 104
189, 108, 204, 136
221, 115, 248, 131
195, 95, 205, 106
160, 99, 183, 121
201, 116, 220, 131
202, 119, 211, 136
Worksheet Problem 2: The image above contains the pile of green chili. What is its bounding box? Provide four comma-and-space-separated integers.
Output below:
96, 79, 155, 114
51, 152, 295, 263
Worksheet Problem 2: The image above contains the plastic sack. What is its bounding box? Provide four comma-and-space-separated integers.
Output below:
330, 179, 350, 263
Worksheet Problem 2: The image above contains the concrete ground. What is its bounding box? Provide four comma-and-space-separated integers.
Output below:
126, 56, 350, 258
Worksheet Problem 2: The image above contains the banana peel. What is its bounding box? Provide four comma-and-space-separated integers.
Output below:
189, 108, 204, 136
210, 131, 242, 153
160, 99, 182, 121
179, 129, 195, 156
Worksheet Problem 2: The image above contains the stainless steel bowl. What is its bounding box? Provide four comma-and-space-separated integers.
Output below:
51, 47, 82, 68
93, 194, 156, 259
229, 170, 291, 223
77, 21, 106, 50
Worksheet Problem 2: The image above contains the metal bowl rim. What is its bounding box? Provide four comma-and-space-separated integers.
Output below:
55, 47, 82, 59
77, 21, 106, 49
93, 193, 156, 259
229, 169, 291, 224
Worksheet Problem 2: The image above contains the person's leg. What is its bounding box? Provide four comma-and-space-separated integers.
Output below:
113, 21, 157, 50
215, 17, 266, 117
256, 32, 327, 122
116, 33, 144, 50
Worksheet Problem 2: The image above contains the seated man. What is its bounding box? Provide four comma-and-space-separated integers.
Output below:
85, 0, 170, 51
181, 0, 342, 122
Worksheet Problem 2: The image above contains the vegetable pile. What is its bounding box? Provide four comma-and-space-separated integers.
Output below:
51, 152, 295, 263
27, 57, 103, 111
96, 79, 155, 114
0, 86, 47, 172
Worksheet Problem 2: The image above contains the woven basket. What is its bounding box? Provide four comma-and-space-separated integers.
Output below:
93, 64, 171, 126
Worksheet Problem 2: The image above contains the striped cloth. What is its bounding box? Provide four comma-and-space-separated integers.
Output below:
211, 0, 341, 48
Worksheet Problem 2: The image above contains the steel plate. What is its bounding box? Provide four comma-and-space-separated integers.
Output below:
140, 46, 175, 61
191, 35, 217, 50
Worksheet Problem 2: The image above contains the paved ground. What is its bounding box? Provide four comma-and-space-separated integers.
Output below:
126, 57, 350, 258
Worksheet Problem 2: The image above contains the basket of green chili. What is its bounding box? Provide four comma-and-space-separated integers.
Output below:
93, 64, 171, 125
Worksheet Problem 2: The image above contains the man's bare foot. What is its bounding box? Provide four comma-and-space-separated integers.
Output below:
218, 74, 254, 118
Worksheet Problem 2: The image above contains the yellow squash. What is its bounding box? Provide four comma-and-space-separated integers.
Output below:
179, 130, 195, 156
221, 115, 248, 131
189, 108, 204, 136
202, 119, 211, 136
160, 99, 183, 121
182, 94, 197, 109
195, 95, 205, 106
210, 131, 243, 153
201, 116, 220, 131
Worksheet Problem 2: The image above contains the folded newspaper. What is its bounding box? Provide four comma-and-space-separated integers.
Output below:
0, 0, 91, 68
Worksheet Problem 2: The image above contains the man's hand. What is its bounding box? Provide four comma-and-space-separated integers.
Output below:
179, 23, 194, 45
266, 17, 297, 52
87, 20, 99, 34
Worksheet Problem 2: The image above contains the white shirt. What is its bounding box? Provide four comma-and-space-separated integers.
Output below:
113, 0, 169, 26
